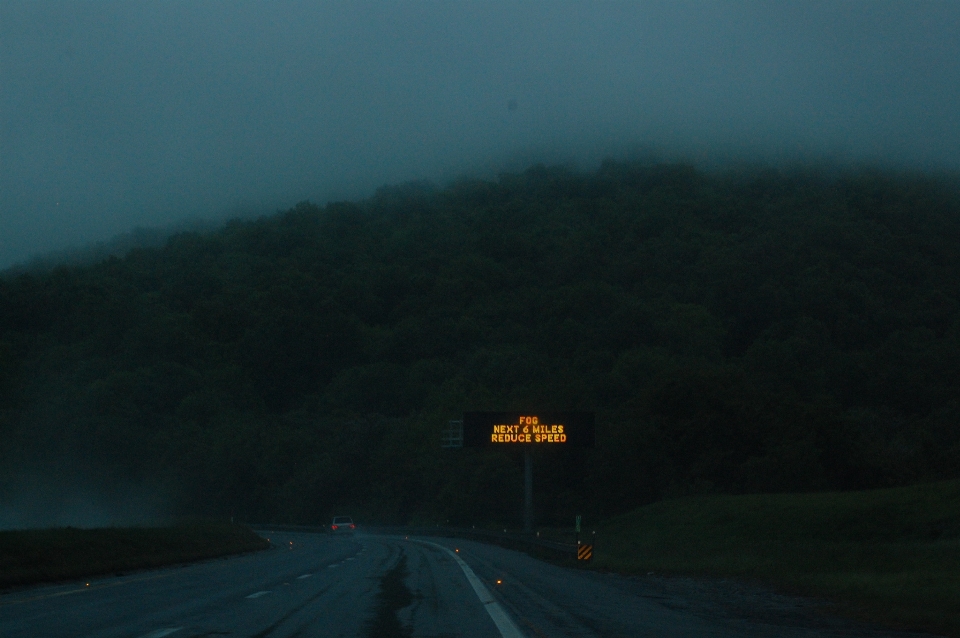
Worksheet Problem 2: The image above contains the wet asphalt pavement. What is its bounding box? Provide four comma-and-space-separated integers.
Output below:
0, 531, 940, 637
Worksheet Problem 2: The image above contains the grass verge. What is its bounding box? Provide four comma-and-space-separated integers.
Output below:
0, 520, 269, 589
594, 479, 960, 637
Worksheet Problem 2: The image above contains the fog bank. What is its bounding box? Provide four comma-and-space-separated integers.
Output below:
2, 1, 959, 268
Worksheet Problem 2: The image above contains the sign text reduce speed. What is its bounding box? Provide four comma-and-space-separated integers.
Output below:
462, 412, 595, 447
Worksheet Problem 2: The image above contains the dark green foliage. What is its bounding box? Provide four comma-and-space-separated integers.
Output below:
1, 161, 959, 525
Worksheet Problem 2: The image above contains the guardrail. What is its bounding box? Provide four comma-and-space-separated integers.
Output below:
249, 523, 580, 559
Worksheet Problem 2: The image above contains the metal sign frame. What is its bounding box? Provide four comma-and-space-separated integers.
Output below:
441, 420, 464, 449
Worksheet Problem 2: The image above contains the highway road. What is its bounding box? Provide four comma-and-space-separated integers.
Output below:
0, 530, 937, 638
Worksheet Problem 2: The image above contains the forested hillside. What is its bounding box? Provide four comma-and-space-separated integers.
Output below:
2, 161, 959, 526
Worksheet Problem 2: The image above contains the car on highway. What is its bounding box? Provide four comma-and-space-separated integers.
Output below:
330, 516, 356, 535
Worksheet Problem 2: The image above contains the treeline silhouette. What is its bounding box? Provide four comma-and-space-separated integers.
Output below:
2, 161, 959, 526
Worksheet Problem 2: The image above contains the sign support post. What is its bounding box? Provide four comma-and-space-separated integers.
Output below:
457, 412, 594, 535
524, 447, 533, 533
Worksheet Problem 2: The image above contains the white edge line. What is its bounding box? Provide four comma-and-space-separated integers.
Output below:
139, 628, 183, 638
412, 539, 525, 638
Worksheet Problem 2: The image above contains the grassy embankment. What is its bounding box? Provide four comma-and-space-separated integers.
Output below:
594, 479, 960, 637
0, 521, 269, 589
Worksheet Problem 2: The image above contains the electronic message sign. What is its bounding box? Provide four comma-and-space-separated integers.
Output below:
462, 412, 595, 447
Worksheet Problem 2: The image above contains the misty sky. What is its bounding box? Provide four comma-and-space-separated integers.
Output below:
2, 1, 959, 269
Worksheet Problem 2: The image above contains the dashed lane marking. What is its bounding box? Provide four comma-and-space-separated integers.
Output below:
139, 629, 183, 638
245, 591, 272, 599
412, 540, 524, 638
0, 571, 173, 607
297, 574, 312, 579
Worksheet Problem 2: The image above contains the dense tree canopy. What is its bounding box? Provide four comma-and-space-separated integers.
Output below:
2, 161, 959, 525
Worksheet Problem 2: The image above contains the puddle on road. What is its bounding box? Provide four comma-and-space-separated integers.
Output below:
365, 550, 413, 638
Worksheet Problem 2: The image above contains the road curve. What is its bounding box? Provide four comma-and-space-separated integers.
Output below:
0, 530, 936, 637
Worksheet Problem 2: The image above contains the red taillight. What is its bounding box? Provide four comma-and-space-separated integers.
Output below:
331, 525, 338, 530
350, 524, 355, 529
